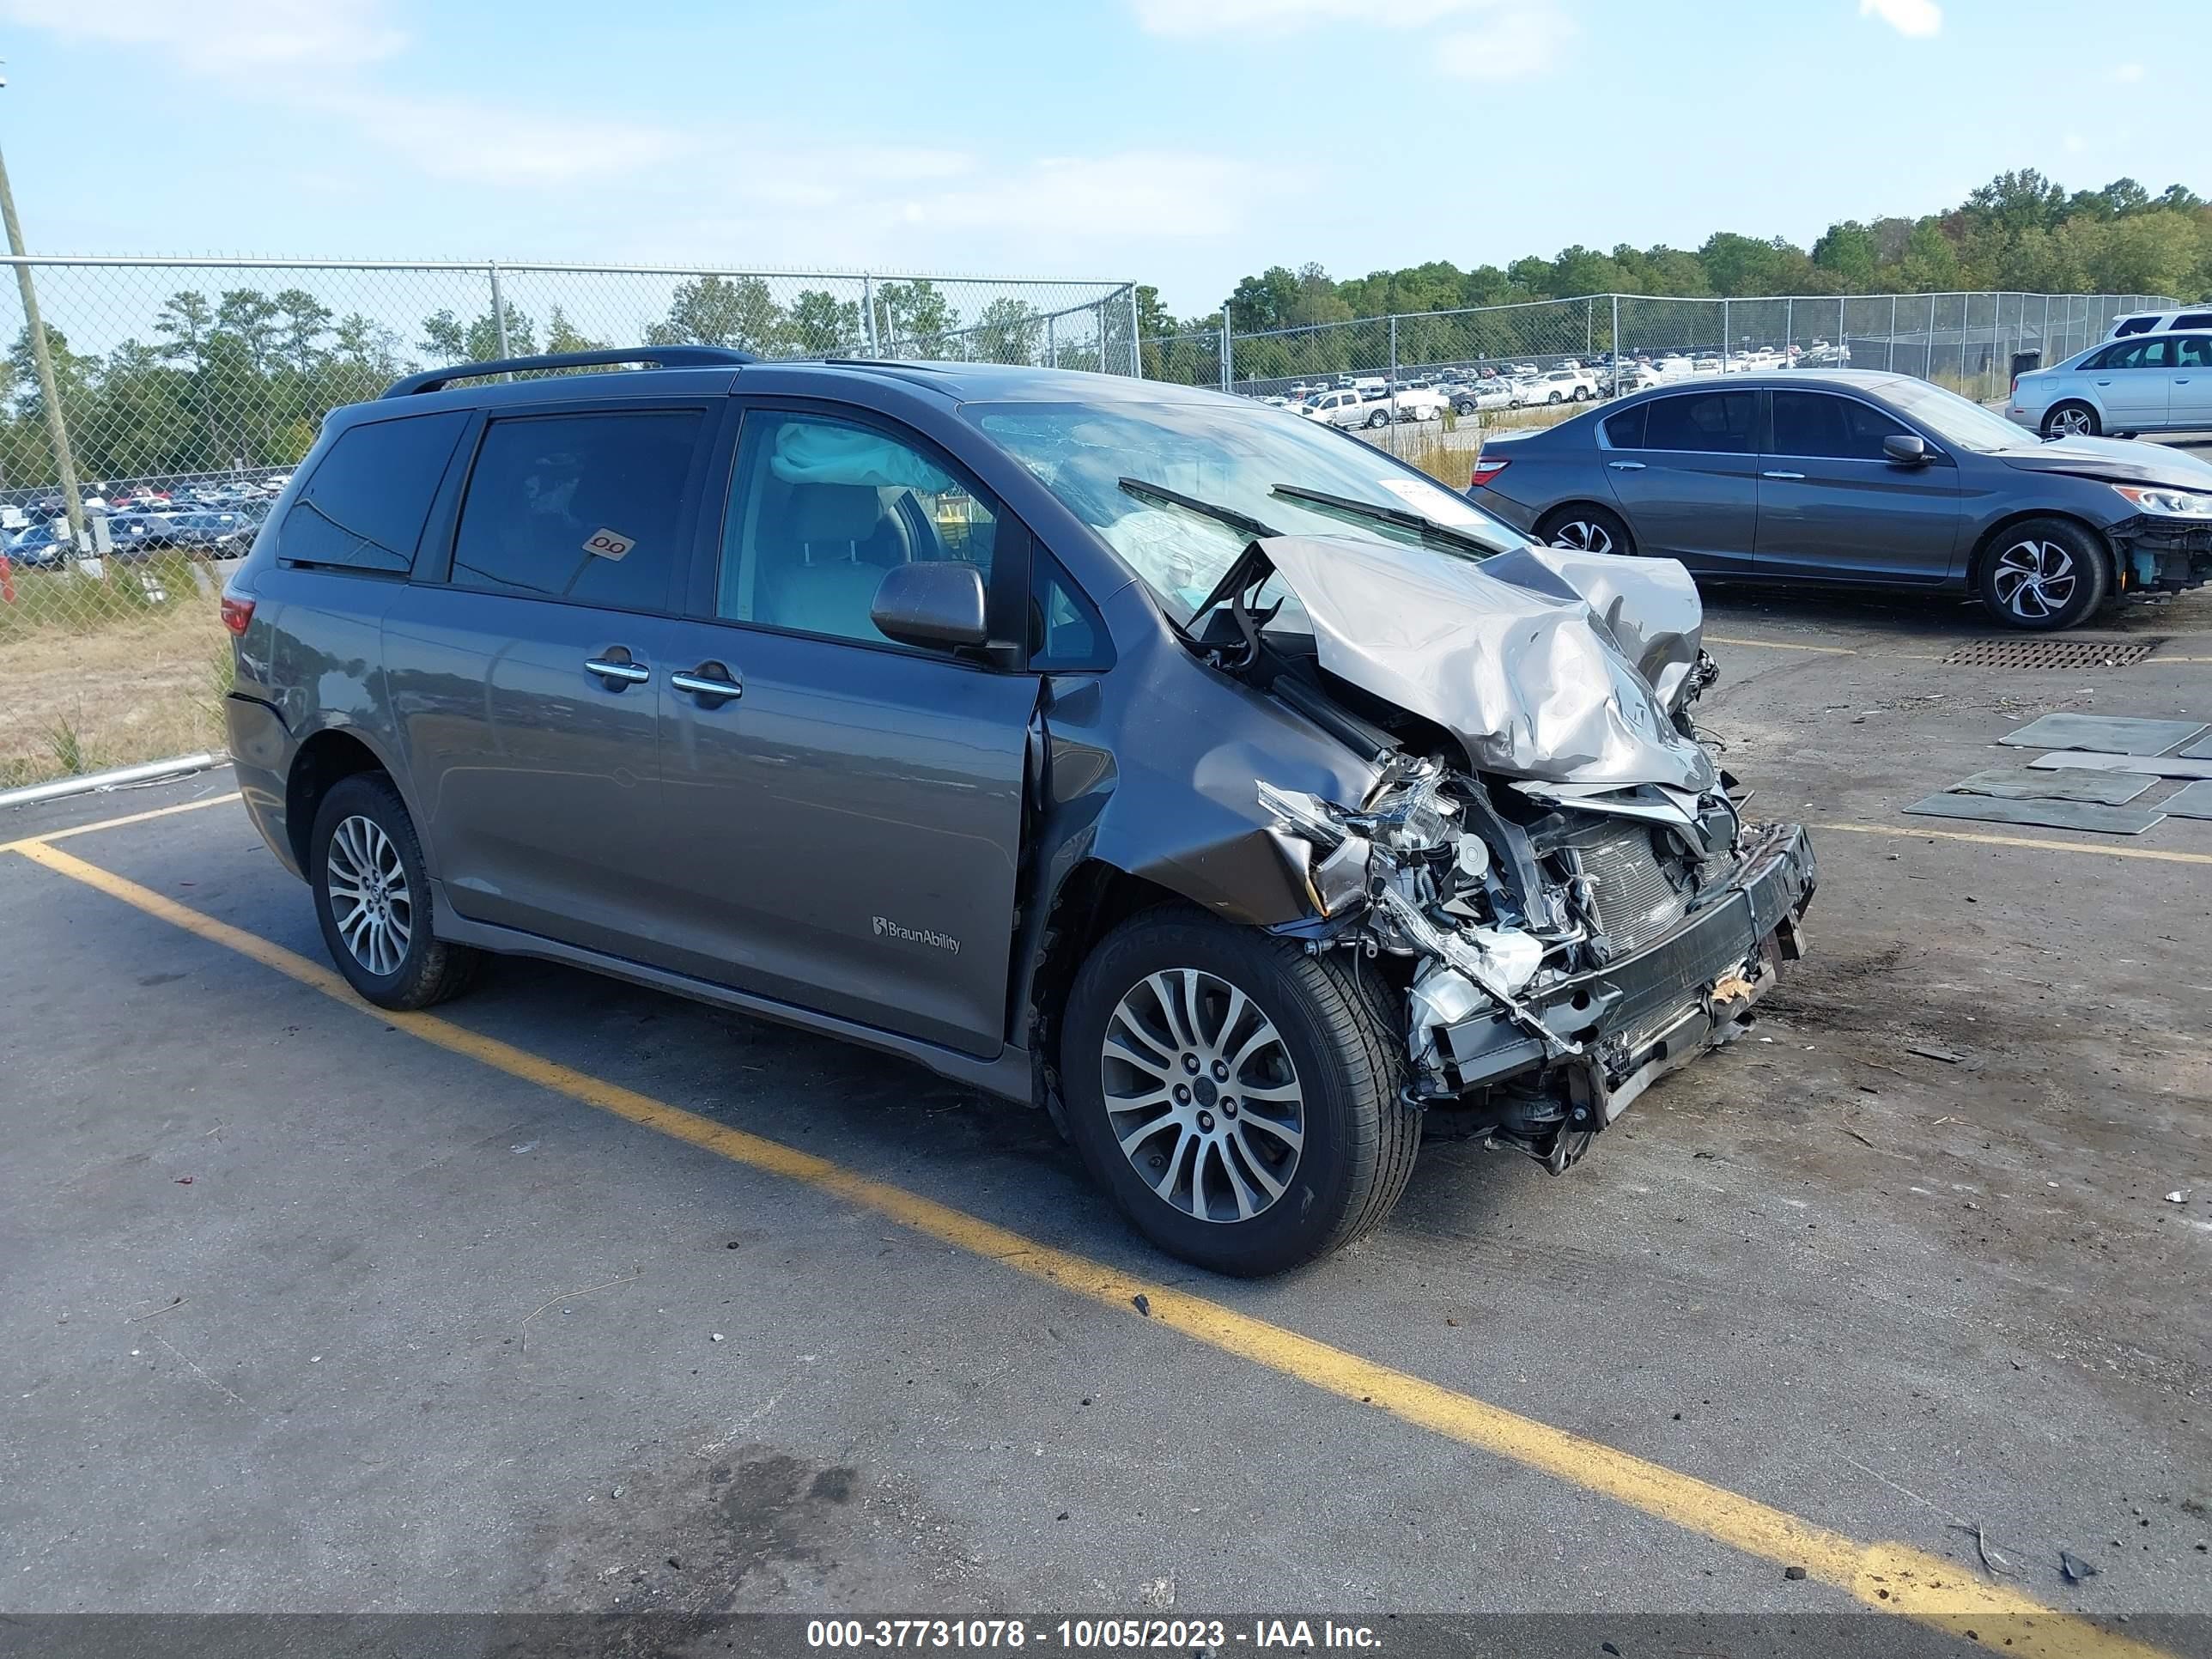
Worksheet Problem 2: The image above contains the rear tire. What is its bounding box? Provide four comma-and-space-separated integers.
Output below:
310, 773, 483, 1011
1535, 503, 1635, 558
1547, 390, 1564, 404
1366, 407, 1390, 429
1060, 907, 1419, 1276
1976, 516, 2110, 631
2041, 401, 2100, 439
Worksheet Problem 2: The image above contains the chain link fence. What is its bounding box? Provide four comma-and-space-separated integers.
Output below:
1147, 289, 2176, 463
0, 257, 1136, 790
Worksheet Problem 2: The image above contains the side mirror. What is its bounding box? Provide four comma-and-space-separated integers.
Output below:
1883, 433, 1929, 465
872, 561, 989, 651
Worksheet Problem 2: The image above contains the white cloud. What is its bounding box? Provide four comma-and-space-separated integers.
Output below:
328, 93, 692, 188
2106, 62, 2145, 82
1436, 0, 1575, 81
0, 0, 405, 70
1858, 0, 1941, 39
915, 152, 1287, 240
2063, 132, 2086, 154
1131, 0, 1496, 34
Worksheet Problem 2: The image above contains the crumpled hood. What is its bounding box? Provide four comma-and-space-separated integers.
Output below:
1995, 433, 2212, 487
1258, 534, 1717, 791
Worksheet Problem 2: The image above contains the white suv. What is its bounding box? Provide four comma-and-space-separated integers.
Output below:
2105, 306, 2212, 339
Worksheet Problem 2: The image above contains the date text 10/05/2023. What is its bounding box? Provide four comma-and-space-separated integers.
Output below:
805, 1619, 1382, 1650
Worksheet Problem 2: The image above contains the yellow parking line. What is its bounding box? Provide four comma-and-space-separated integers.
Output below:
0, 790, 241, 854
1817, 820, 2212, 866
4, 834, 2166, 1659
1705, 635, 1857, 653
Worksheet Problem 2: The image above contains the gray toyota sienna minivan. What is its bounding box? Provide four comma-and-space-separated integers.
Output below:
222, 347, 1815, 1275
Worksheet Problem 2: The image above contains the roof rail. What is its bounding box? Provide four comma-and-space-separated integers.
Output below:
382, 345, 758, 398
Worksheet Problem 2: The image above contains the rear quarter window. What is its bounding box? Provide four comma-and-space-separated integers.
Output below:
278, 410, 470, 574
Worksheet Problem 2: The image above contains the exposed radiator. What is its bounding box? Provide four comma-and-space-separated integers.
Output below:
1577, 823, 1691, 953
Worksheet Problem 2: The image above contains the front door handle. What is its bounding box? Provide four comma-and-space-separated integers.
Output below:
584, 654, 650, 688
1607, 459, 1646, 470
1761, 471, 1805, 480
670, 662, 743, 705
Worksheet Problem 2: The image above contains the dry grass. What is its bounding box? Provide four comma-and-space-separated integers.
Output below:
0, 560, 230, 789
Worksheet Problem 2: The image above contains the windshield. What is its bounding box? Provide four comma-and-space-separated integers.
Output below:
1882, 379, 2035, 452
968, 397, 1525, 623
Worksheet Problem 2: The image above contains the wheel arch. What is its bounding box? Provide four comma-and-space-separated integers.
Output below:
284, 725, 413, 877
1534, 499, 1630, 549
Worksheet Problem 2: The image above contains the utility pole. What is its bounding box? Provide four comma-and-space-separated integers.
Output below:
0, 87, 87, 556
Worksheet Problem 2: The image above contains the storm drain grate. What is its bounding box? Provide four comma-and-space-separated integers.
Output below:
1941, 637, 2160, 669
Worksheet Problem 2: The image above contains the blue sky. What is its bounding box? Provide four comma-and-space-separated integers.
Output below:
0, 0, 2199, 314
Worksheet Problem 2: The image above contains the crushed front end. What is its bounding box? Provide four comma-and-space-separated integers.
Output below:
1261, 757, 1816, 1172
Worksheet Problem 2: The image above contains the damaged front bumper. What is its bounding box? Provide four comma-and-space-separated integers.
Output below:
2112, 515, 2212, 595
1414, 821, 1816, 1169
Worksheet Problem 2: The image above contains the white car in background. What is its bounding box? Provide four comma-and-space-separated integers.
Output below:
2008, 328, 2212, 437
1448, 380, 1518, 415
1522, 367, 1598, 404
2105, 305, 2212, 339
1302, 387, 1395, 429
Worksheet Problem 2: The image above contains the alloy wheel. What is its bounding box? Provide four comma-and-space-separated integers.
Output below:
1550, 520, 1614, 556
1990, 538, 2078, 623
1100, 969, 1304, 1224
2048, 406, 2094, 438
325, 814, 412, 976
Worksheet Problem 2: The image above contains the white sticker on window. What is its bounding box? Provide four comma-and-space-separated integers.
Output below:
1376, 477, 1484, 525
582, 528, 636, 561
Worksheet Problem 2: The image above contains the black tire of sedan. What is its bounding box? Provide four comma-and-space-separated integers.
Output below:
1975, 516, 2111, 631
1536, 503, 1635, 558
1060, 906, 1419, 1276
2041, 401, 2100, 439
310, 773, 484, 1011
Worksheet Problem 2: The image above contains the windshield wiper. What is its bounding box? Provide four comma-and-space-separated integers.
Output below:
1119, 476, 1279, 541
1268, 483, 1503, 560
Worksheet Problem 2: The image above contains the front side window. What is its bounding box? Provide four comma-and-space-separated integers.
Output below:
1769, 391, 1910, 460
1642, 391, 1756, 454
450, 410, 700, 609
281, 410, 468, 574
717, 412, 996, 646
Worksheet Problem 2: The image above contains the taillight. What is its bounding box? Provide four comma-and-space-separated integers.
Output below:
220, 592, 255, 635
1468, 457, 1511, 489
2010, 374, 2019, 397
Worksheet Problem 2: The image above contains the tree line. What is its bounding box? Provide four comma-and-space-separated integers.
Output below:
1, 276, 1067, 492
1138, 170, 2212, 372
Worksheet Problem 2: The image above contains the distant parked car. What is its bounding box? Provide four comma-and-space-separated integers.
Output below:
1449, 380, 1518, 416
1301, 387, 1392, 429
1525, 368, 1597, 405
2106, 306, 2212, 338
1465, 370, 2212, 629
2008, 330, 2212, 438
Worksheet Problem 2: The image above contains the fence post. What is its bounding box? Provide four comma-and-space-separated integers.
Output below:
1888, 294, 1898, 374
861, 274, 880, 358
1838, 295, 1846, 363
0, 201, 86, 556
1388, 313, 1401, 455
488, 259, 511, 361
1220, 304, 1232, 392
1927, 293, 1937, 380
1721, 298, 1729, 371
1610, 293, 1620, 386
1784, 296, 1792, 360
1128, 285, 1143, 378
1045, 314, 1055, 370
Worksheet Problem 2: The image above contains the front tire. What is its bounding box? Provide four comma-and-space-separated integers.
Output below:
1535, 503, 1635, 558
2042, 401, 2100, 439
310, 773, 483, 1010
1060, 908, 1419, 1276
1976, 517, 2110, 631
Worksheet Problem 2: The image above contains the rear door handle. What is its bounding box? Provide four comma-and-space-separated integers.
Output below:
1761, 471, 1805, 480
584, 655, 650, 687
670, 662, 743, 705
1607, 460, 1646, 470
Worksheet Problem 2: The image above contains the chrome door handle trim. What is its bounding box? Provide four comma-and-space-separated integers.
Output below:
1607, 460, 1646, 470
670, 671, 742, 700
584, 658, 650, 684
1761, 471, 1805, 480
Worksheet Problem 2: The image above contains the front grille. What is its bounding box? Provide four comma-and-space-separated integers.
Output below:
1577, 823, 1691, 953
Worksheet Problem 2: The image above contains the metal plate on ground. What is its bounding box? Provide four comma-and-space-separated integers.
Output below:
1942, 637, 2159, 669
1904, 793, 2166, 836
1997, 714, 2209, 755
2027, 750, 2212, 779
2159, 780, 2212, 820
1949, 765, 2159, 805
2183, 732, 2212, 761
